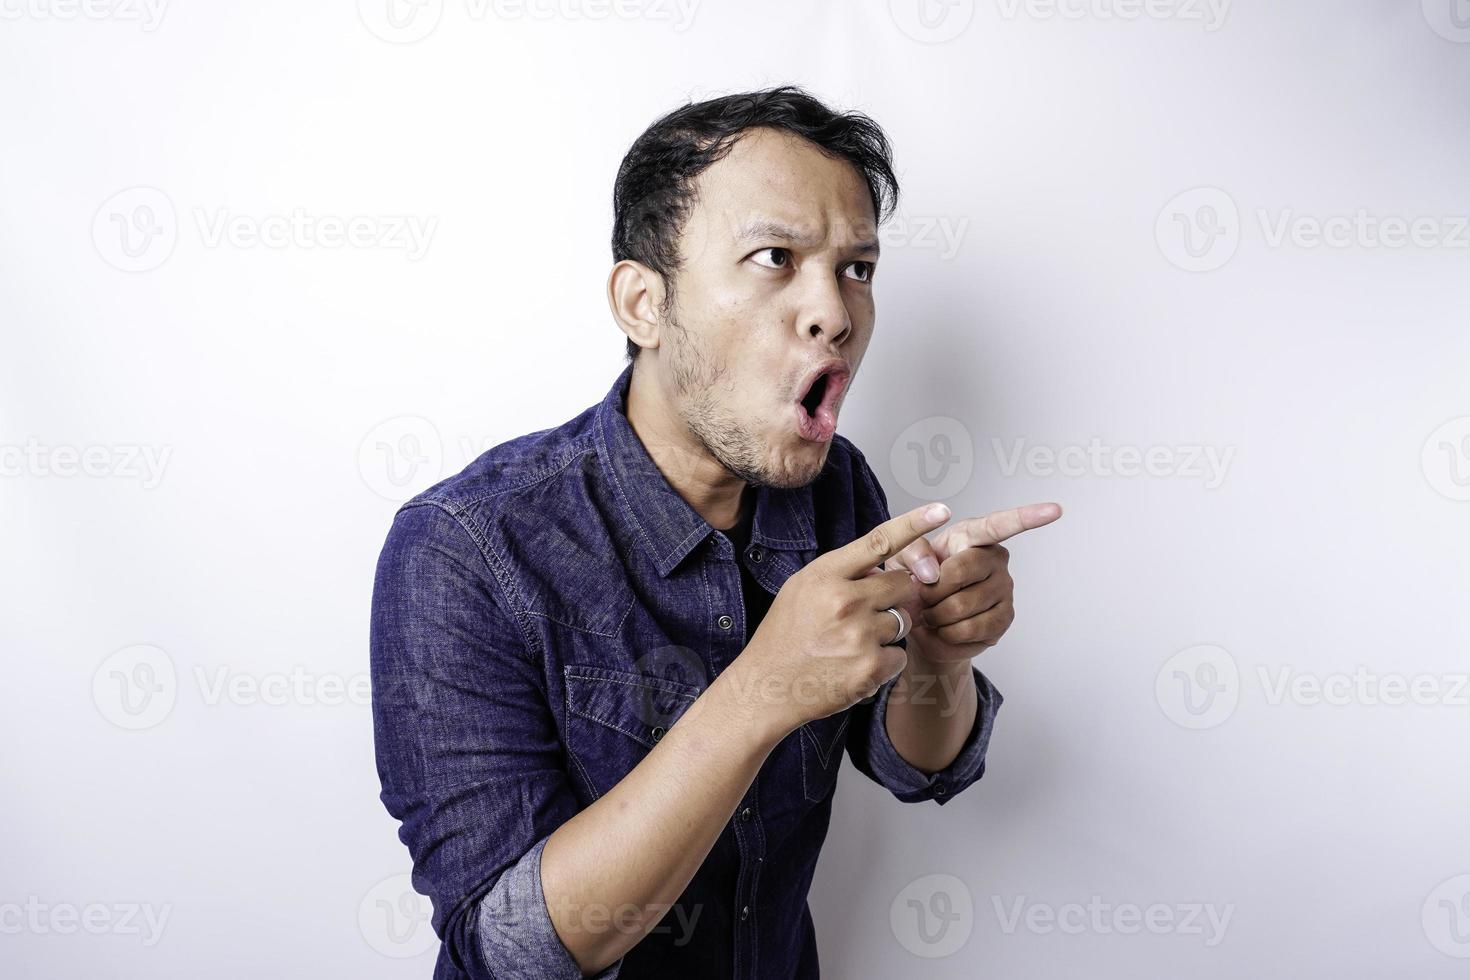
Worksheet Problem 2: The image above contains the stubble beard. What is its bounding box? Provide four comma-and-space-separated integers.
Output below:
662, 305, 826, 490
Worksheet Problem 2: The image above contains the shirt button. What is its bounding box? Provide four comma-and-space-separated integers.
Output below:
717, 614, 734, 631
739, 807, 752, 822
934, 785, 947, 797
749, 547, 763, 563
651, 726, 665, 743
740, 905, 750, 921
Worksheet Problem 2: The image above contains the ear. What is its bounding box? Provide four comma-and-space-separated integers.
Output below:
607, 259, 666, 355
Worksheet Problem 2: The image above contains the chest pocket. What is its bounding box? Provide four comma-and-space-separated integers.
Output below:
565, 664, 706, 801
799, 709, 853, 803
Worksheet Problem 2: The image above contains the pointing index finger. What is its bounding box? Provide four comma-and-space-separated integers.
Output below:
942, 502, 1062, 552
823, 502, 952, 580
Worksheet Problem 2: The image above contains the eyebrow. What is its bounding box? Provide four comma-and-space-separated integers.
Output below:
734, 218, 880, 257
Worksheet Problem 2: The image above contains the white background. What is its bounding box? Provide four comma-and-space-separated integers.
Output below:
3, 1, 1469, 976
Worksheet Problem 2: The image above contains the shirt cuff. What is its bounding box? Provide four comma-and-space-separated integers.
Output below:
475, 835, 623, 979
864, 663, 1003, 805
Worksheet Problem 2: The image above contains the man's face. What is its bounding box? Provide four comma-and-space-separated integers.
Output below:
654, 126, 880, 489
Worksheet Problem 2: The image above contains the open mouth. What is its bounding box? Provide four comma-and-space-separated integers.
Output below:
793, 362, 850, 443
800, 373, 829, 416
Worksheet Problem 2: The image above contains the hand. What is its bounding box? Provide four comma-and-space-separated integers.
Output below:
886, 502, 1062, 666
730, 502, 955, 738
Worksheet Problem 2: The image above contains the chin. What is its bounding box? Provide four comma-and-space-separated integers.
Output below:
755, 442, 831, 490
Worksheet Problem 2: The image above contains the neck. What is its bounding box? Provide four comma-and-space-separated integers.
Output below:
626, 358, 751, 530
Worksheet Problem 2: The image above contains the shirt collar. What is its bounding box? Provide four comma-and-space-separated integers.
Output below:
595, 362, 818, 578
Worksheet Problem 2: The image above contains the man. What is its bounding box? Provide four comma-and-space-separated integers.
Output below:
370, 85, 1061, 979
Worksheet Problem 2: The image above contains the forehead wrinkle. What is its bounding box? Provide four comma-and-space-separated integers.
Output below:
732, 215, 881, 257
695, 132, 880, 257
735, 217, 823, 248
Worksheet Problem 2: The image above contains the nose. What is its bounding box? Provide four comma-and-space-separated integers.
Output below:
794, 271, 852, 347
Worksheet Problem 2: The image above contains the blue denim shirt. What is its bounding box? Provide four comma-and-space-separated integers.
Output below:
369, 363, 1003, 979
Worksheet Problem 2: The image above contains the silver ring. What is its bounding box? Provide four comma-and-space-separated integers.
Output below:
882, 606, 910, 646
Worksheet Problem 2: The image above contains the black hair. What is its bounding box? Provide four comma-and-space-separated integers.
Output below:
610, 85, 900, 361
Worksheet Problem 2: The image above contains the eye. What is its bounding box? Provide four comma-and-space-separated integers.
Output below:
749, 247, 791, 270
842, 261, 875, 283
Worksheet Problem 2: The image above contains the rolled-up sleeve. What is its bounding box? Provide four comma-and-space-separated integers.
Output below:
847, 664, 1003, 805
476, 836, 621, 978
371, 500, 620, 979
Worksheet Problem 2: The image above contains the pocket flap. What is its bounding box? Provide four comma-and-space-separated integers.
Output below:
565, 664, 706, 749
801, 711, 853, 769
